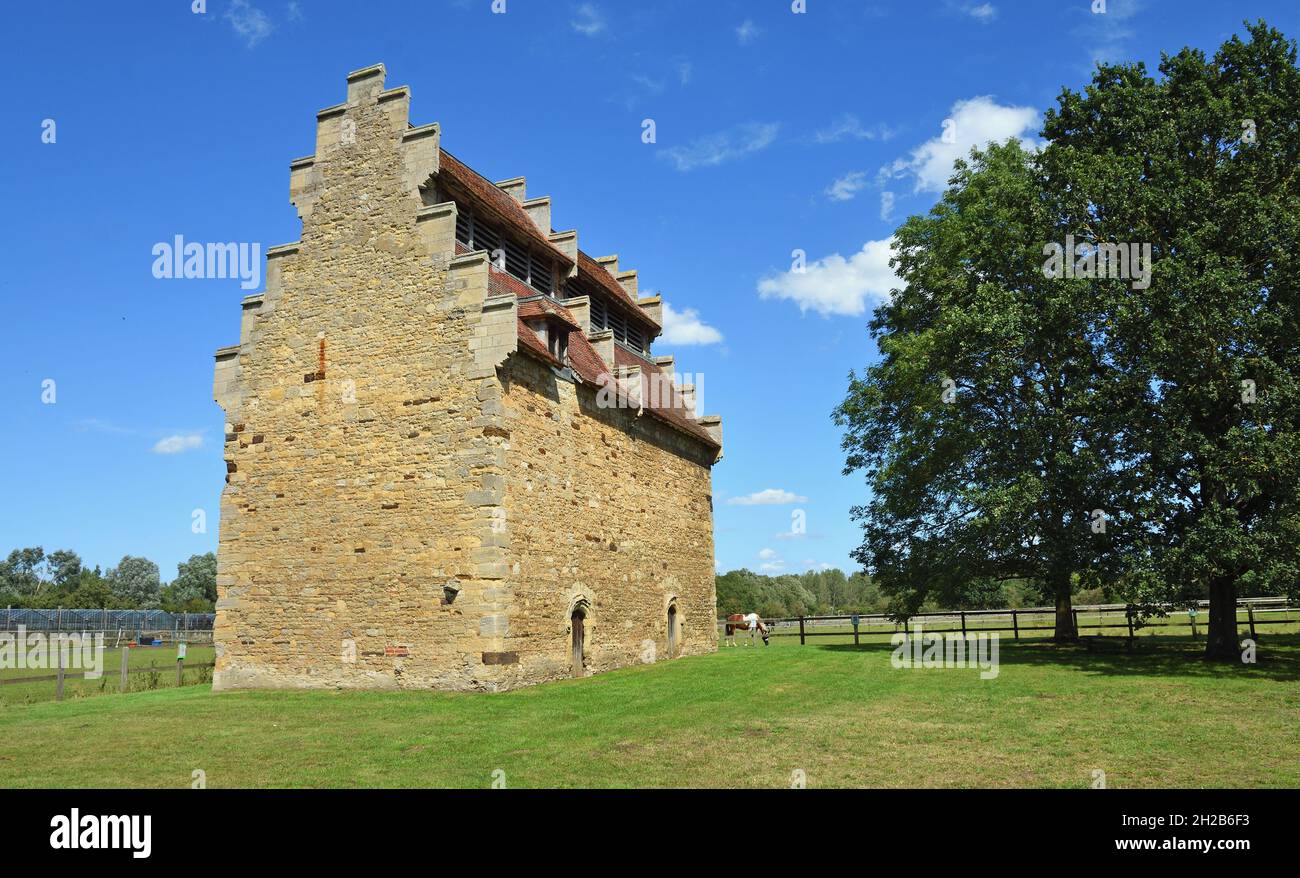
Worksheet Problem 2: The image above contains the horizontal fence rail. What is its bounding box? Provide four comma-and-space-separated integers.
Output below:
2, 642, 216, 702
0, 663, 216, 686
719, 598, 1300, 645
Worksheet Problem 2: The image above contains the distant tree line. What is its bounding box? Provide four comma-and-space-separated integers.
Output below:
715, 569, 1124, 620
0, 547, 216, 613
716, 569, 884, 619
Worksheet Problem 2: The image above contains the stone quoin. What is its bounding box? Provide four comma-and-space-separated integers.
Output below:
211, 64, 723, 692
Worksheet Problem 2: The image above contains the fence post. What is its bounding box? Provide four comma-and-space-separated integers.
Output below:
1073, 608, 1080, 636
1012, 609, 1019, 640
56, 640, 65, 702
960, 612, 967, 637
1126, 608, 1135, 644
177, 656, 184, 687
1248, 604, 1257, 640
799, 617, 806, 646
120, 646, 129, 692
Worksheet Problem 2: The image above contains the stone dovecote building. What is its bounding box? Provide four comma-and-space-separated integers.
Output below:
211, 65, 723, 692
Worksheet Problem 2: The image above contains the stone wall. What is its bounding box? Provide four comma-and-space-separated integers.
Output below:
490, 354, 718, 687
213, 65, 513, 691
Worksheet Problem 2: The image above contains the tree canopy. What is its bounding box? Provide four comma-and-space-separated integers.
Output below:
836, 21, 1300, 656
0, 547, 216, 613
716, 568, 885, 619
834, 139, 1140, 639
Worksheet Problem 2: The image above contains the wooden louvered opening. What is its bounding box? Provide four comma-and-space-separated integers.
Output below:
455, 205, 553, 296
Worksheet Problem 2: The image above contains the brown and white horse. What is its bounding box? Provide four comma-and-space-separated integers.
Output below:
725, 613, 770, 647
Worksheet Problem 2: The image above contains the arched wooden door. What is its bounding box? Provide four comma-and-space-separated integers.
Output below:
571, 609, 585, 677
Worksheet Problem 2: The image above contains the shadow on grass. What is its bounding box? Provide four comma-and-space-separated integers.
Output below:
815, 634, 1300, 682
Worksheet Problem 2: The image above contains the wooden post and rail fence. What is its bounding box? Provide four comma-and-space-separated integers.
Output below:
2, 644, 214, 701
722, 598, 1297, 646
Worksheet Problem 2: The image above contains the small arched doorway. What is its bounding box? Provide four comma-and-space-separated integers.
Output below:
570, 607, 586, 677
667, 603, 679, 657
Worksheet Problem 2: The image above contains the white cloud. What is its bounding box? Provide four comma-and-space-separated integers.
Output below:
631, 73, 666, 95
153, 434, 203, 455
812, 115, 896, 145
661, 301, 723, 345
880, 191, 896, 221
880, 96, 1039, 193
728, 489, 810, 506
759, 562, 785, 573
758, 548, 778, 560
571, 3, 606, 37
621, 58, 692, 107
660, 122, 779, 172
224, 0, 273, 48
1077, 0, 1142, 65
944, 0, 997, 22
75, 417, 135, 436
825, 171, 869, 202
736, 19, 759, 45
758, 239, 900, 317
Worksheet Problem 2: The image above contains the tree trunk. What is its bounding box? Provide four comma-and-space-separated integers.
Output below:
1204, 575, 1239, 661
1053, 586, 1077, 641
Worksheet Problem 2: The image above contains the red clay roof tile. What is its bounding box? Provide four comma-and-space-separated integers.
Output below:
574, 251, 660, 333
613, 345, 717, 446
516, 318, 561, 367
439, 146, 713, 450
438, 148, 573, 267
518, 297, 581, 329
439, 147, 657, 335
487, 263, 539, 301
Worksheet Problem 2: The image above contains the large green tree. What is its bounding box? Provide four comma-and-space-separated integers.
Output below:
835, 140, 1141, 639
163, 552, 217, 611
1041, 21, 1300, 658
45, 550, 82, 589
105, 556, 162, 609
0, 547, 46, 599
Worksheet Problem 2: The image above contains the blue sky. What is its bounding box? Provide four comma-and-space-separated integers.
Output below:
2, 0, 1297, 582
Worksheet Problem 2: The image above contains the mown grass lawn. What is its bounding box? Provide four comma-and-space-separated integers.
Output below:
0, 636, 1296, 789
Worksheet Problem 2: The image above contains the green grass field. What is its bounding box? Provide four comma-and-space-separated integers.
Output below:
1, 634, 1296, 789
